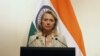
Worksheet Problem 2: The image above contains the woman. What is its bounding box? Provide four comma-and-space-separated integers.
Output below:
28, 10, 67, 47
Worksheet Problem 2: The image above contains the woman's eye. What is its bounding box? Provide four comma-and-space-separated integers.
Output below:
44, 18, 48, 21
50, 19, 54, 22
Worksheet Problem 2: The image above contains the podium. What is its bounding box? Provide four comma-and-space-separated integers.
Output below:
20, 47, 75, 56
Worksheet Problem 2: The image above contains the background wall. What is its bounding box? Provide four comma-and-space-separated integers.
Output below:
0, 0, 100, 56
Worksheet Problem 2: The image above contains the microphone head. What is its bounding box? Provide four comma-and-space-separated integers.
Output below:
55, 38, 58, 40
45, 35, 47, 38
36, 37, 39, 39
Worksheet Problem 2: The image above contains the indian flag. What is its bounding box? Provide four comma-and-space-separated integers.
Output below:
27, 0, 86, 56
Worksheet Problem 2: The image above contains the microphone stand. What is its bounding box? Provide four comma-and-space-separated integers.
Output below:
55, 38, 67, 47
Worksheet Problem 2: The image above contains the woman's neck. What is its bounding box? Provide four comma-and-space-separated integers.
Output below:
42, 30, 52, 37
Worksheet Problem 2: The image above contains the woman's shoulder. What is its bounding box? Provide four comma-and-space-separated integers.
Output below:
30, 32, 42, 39
55, 33, 65, 39
30, 35, 38, 40
56, 33, 64, 37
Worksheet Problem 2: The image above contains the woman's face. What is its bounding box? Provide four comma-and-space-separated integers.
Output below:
41, 13, 55, 31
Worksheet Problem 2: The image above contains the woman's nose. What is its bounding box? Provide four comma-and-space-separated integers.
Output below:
47, 20, 50, 23
47, 23, 50, 25
47, 21, 50, 25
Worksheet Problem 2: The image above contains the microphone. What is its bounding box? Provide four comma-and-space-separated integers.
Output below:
55, 38, 67, 47
36, 36, 39, 39
45, 34, 47, 38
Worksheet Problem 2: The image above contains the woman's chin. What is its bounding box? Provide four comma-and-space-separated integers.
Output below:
45, 28, 52, 31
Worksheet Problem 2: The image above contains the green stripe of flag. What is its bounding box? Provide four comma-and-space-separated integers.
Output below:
28, 23, 37, 37
27, 22, 37, 46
